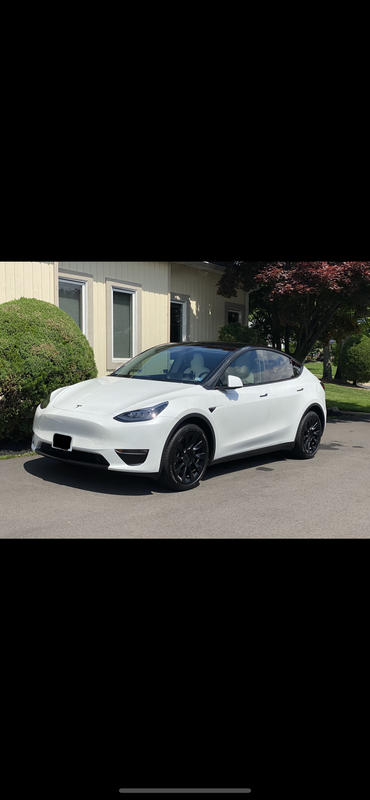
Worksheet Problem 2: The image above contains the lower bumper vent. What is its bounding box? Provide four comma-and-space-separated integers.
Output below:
37, 443, 109, 467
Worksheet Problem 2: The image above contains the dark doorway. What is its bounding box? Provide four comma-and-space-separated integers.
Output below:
171, 301, 184, 342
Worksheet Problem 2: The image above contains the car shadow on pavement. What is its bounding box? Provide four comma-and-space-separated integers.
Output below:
204, 451, 290, 480
23, 434, 349, 496
204, 435, 351, 479
23, 456, 170, 496
25, 452, 292, 495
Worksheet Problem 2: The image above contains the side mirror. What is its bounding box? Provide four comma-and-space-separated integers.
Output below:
226, 374, 243, 389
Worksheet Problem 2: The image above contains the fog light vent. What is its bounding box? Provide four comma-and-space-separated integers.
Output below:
115, 449, 149, 466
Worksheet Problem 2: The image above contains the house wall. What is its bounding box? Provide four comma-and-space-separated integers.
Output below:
0, 262, 249, 378
170, 263, 247, 341
59, 262, 170, 376
0, 262, 57, 305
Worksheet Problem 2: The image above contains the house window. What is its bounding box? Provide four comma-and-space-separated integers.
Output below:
112, 288, 134, 360
170, 295, 189, 342
106, 279, 141, 371
59, 278, 86, 334
227, 309, 242, 324
225, 302, 244, 326
171, 302, 186, 342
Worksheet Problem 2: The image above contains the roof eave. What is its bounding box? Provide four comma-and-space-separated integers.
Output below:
172, 261, 225, 274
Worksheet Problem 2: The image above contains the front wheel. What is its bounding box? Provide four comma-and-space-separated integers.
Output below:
161, 424, 209, 491
292, 410, 323, 459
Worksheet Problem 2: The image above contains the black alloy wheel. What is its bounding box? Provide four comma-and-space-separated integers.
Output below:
161, 424, 209, 491
293, 411, 323, 459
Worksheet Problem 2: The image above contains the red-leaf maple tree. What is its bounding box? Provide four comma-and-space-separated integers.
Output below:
217, 261, 370, 362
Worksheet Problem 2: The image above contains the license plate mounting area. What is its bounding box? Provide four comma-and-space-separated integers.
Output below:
53, 434, 72, 451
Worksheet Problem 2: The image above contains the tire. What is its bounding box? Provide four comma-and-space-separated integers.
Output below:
161, 423, 209, 491
292, 410, 323, 459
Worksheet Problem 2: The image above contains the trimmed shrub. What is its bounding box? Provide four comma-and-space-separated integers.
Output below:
0, 297, 97, 440
218, 322, 266, 346
341, 334, 370, 385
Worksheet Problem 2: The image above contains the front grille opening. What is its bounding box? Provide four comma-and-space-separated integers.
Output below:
115, 449, 149, 466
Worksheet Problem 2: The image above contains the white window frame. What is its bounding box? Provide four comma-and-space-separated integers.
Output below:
106, 278, 142, 372
225, 302, 245, 326
58, 277, 87, 337
111, 286, 136, 364
171, 299, 188, 342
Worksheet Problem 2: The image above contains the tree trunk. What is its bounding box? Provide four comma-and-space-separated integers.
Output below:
293, 299, 343, 364
334, 339, 344, 381
323, 344, 332, 381
285, 326, 291, 355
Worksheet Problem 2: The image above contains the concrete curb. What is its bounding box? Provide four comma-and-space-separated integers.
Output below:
327, 408, 370, 421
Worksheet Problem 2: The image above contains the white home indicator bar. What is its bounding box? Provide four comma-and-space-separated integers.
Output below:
119, 791, 251, 795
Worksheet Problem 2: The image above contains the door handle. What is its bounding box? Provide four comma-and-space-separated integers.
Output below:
297, 388, 304, 392
260, 393, 268, 397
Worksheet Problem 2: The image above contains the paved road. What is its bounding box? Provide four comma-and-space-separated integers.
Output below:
1, 418, 370, 538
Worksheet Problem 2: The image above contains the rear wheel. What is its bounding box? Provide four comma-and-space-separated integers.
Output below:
292, 410, 322, 459
161, 424, 209, 491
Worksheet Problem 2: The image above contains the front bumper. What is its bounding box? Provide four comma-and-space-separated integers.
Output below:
32, 405, 174, 474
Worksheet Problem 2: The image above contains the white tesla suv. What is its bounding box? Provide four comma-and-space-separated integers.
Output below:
32, 342, 327, 491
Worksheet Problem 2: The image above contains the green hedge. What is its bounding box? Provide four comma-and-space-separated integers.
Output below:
0, 297, 97, 440
218, 322, 266, 346
341, 334, 370, 385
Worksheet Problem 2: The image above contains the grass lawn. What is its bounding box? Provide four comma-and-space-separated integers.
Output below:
0, 438, 34, 460
305, 362, 370, 413
0, 451, 34, 460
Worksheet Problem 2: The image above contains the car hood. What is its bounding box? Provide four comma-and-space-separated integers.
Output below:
51, 376, 201, 415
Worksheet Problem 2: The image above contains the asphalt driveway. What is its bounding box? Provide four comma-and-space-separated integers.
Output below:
1, 417, 370, 538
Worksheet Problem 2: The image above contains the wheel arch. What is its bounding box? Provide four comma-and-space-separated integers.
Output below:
298, 403, 326, 436
160, 414, 216, 471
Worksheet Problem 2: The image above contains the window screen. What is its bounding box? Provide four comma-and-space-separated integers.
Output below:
59, 280, 83, 330
113, 291, 132, 359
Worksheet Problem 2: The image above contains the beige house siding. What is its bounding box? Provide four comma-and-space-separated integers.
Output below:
0, 262, 57, 305
170, 262, 247, 341
0, 262, 249, 378
59, 262, 170, 376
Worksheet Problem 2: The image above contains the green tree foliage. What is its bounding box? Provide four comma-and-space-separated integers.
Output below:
0, 298, 97, 440
320, 308, 361, 381
217, 261, 370, 362
218, 322, 266, 346
340, 334, 370, 386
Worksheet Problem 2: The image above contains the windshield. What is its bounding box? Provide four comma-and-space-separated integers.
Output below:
111, 345, 233, 384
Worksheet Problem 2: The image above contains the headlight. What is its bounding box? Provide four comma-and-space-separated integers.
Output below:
114, 401, 168, 423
